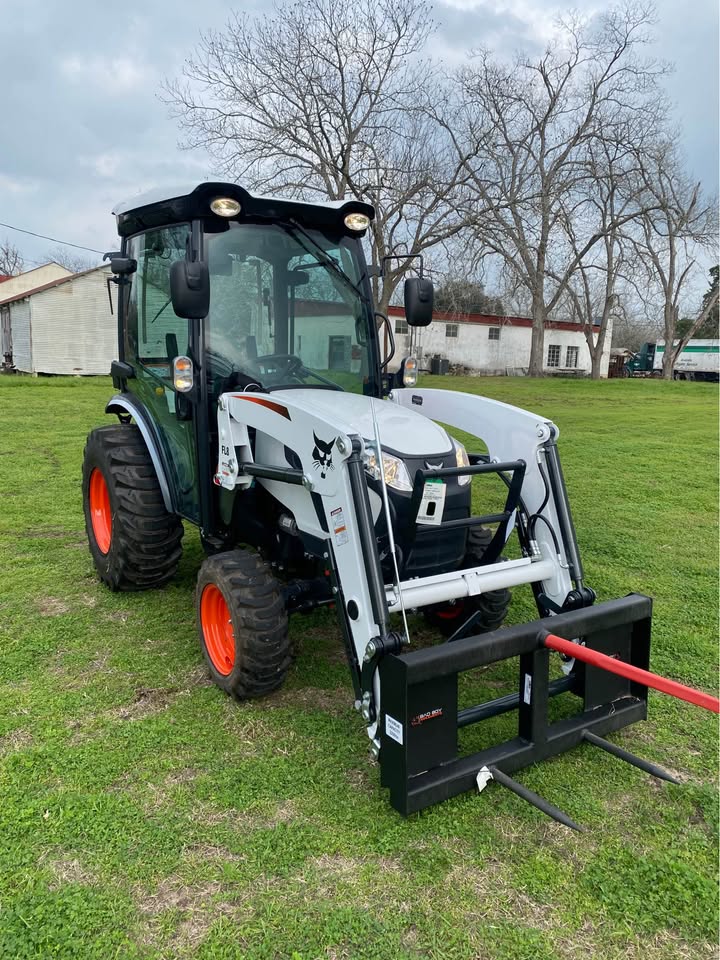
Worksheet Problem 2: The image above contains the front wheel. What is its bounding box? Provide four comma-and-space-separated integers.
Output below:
196, 550, 291, 699
423, 527, 511, 638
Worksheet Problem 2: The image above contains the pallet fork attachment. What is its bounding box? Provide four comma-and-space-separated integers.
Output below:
378, 593, 717, 822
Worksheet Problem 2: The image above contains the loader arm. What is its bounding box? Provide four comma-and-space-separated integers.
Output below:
389, 387, 580, 611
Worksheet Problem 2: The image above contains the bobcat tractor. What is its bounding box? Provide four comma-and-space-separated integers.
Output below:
83, 182, 712, 822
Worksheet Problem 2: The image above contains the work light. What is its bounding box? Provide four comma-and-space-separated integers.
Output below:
210, 197, 242, 217
344, 212, 370, 231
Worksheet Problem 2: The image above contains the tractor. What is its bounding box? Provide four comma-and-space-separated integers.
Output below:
83, 182, 714, 821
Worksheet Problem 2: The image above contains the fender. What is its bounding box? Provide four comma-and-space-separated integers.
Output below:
105, 394, 175, 513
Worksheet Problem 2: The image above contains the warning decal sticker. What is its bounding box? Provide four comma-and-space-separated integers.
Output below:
330, 506, 349, 546
417, 480, 446, 525
385, 714, 404, 745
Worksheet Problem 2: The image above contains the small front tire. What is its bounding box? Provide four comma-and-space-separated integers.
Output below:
196, 550, 291, 699
424, 526, 511, 638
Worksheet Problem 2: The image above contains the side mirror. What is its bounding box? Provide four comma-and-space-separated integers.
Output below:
404, 277, 434, 327
103, 252, 136, 276
170, 259, 210, 320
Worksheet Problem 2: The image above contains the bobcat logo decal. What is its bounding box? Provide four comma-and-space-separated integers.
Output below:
312, 432, 337, 479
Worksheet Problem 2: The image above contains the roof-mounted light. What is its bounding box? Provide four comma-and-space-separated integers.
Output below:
210, 197, 241, 217
344, 212, 370, 232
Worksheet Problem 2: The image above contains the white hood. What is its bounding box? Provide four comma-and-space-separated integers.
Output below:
279, 389, 452, 457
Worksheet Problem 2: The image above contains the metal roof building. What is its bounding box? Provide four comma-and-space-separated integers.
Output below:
1, 265, 113, 375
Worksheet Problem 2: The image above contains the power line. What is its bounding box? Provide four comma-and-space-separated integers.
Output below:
0, 221, 105, 255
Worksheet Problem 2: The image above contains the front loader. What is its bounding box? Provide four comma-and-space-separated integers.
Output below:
82, 182, 717, 824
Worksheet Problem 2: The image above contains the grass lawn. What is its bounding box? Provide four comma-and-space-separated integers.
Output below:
0, 373, 717, 960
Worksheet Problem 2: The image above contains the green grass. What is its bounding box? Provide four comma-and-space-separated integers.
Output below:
0, 373, 717, 959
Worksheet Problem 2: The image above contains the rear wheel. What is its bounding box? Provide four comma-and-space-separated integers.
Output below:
196, 550, 291, 699
82, 424, 183, 590
424, 526, 511, 638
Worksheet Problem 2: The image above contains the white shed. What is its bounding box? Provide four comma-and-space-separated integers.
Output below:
0, 262, 73, 303
2, 265, 115, 375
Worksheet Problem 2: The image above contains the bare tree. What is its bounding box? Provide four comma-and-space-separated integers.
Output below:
560, 131, 643, 378
442, 3, 666, 375
630, 138, 718, 378
164, 0, 466, 315
0, 238, 24, 276
44, 245, 97, 274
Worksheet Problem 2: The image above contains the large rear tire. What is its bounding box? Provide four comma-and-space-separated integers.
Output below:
82, 424, 183, 591
424, 526, 511, 638
196, 550, 291, 699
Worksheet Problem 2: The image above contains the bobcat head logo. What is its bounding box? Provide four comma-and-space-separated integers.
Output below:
312, 432, 336, 479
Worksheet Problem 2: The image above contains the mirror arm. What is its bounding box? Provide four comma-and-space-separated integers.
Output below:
376, 311, 395, 369
381, 254, 424, 279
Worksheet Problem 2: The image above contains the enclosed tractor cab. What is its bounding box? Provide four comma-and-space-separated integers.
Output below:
83, 182, 716, 822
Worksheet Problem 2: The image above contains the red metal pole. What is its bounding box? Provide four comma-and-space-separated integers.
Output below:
543, 634, 720, 714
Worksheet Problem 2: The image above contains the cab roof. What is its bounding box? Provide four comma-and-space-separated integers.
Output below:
112, 181, 375, 238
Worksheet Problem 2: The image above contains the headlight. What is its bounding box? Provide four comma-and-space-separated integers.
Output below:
364, 445, 413, 492
452, 438, 472, 485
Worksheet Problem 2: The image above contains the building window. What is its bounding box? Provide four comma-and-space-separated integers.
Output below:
547, 344, 561, 367
445, 323, 458, 338
566, 346, 579, 368
488, 326, 500, 340
395, 317, 408, 335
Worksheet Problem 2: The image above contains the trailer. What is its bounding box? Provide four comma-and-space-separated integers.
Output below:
626, 339, 719, 380
653, 339, 719, 381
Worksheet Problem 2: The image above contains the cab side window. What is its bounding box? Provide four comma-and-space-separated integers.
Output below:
126, 225, 191, 379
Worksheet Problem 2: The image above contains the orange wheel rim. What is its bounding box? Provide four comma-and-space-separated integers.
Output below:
437, 602, 464, 620
200, 584, 235, 675
89, 468, 112, 554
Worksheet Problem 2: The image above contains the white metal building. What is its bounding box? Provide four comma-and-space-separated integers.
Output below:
0, 262, 72, 303
2, 265, 114, 375
388, 307, 611, 377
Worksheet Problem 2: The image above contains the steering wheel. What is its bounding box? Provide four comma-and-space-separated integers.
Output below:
254, 354, 305, 380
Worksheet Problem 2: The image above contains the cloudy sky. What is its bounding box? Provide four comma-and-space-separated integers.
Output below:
1, 0, 717, 269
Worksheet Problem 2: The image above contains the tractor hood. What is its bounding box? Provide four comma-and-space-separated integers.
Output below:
278, 389, 452, 457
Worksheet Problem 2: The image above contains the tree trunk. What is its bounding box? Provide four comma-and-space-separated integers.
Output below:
661, 302, 678, 380
590, 348, 603, 379
528, 297, 546, 376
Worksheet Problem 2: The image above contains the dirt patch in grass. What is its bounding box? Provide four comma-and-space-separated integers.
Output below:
136, 877, 231, 952
304, 854, 403, 908
0, 728, 33, 756
181, 664, 215, 689
37, 596, 70, 616
135, 872, 263, 954
188, 799, 299, 833
110, 686, 178, 721
183, 843, 246, 864
265, 685, 352, 716
46, 855, 98, 889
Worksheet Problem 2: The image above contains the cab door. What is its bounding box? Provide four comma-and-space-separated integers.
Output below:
123, 224, 201, 523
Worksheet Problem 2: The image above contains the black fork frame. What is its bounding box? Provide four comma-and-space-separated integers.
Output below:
378, 593, 653, 815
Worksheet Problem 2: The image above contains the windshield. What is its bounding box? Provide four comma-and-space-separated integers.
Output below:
203, 222, 378, 396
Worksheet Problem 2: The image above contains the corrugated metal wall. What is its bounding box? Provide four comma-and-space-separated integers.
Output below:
10, 299, 32, 372
29, 268, 116, 375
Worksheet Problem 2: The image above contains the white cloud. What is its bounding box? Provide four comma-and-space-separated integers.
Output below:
59, 55, 152, 91
0, 173, 39, 195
